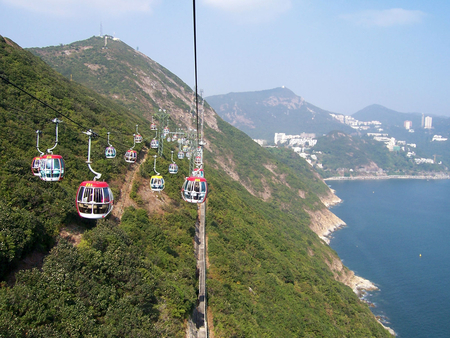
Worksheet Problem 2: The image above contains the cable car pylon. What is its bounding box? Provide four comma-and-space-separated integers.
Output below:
76, 130, 114, 219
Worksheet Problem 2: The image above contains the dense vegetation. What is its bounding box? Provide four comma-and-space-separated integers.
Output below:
1, 35, 392, 336
0, 35, 198, 336
202, 119, 390, 336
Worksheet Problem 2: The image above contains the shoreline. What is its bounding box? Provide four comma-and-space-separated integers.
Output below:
316, 193, 396, 336
324, 174, 450, 181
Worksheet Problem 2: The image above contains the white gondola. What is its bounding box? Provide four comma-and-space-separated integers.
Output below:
181, 176, 207, 203
31, 156, 41, 176
76, 130, 113, 219
177, 151, 185, 159
192, 168, 205, 178
105, 132, 116, 159
124, 149, 137, 163
150, 155, 165, 191
134, 125, 143, 143
31, 130, 44, 177
150, 116, 157, 131
150, 138, 159, 149
105, 146, 116, 158
39, 119, 65, 182
150, 175, 165, 191
168, 151, 178, 174
163, 126, 170, 137
40, 154, 65, 182
77, 181, 114, 219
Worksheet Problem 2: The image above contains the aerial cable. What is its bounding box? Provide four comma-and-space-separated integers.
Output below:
1, 74, 86, 131
0, 75, 137, 150
192, 0, 199, 142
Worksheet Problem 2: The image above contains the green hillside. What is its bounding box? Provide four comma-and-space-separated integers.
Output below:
1, 35, 391, 336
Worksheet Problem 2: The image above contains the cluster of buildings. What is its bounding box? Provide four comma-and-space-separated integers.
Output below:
329, 114, 382, 131
273, 133, 317, 148
252, 112, 445, 168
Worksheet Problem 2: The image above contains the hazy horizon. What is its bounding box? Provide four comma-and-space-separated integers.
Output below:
1, 0, 450, 117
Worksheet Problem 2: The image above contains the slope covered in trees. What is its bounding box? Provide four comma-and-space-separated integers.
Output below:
1, 35, 391, 336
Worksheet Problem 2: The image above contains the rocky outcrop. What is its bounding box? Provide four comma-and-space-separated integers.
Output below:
307, 208, 345, 244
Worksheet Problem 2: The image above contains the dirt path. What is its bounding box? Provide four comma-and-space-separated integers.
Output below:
112, 147, 149, 220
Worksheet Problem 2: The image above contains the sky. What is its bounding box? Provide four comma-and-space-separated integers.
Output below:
1, 0, 450, 117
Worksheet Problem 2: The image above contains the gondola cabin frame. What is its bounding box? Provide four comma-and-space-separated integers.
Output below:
181, 176, 207, 203
39, 154, 65, 182
76, 181, 114, 219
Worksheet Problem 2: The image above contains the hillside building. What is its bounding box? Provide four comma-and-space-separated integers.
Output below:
424, 116, 432, 129
404, 120, 412, 130
432, 135, 447, 142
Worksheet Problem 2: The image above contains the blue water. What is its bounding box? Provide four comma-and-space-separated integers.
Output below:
328, 179, 450, 338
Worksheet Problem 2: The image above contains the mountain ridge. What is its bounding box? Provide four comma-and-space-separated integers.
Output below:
206, 86, 354, 140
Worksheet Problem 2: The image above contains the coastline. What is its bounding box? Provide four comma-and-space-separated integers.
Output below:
324, 173, 450, 181
312, 190, 396, 336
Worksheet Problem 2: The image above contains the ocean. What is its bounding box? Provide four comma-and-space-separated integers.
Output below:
328, 179, 450, 338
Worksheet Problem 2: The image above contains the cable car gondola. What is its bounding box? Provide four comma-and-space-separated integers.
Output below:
76, 130, 114, 219
31, 156, 41, 176
31, 130, 44, 177
177, 151, 185, 160
168, 151, 178, 174
105, 146, 116, 158
181, 176, 207, 203
77, 181, 114, 219
105, 132, 116, 159
163, 126, 170, 137
192, 168, 205, 178
150, 116, 157, 131
40, 154, 65, 182
150, 138, 159, 149
124, 149, 137, 163
150, 175, 165, 191
150, 155, 165, 191
39, 119, 65, 182
134, 125, 143, 143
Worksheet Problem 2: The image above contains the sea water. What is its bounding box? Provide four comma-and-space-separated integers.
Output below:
328, 179, 450, 338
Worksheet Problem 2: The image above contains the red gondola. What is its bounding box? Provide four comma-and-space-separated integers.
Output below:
31, 156, 41, 176
76, 181, 114, 219
39, 154, 65, 182
181, 176, 207, 203
192, 168, 205, 178
124, 149, 137, 163
134, 125, 143, 143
